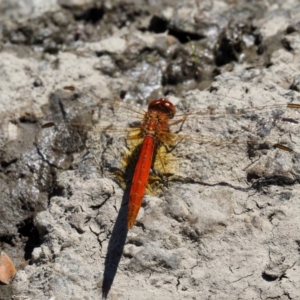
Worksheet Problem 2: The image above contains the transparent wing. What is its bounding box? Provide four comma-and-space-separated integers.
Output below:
169, 95, 300, 185
36, 86, 300, 184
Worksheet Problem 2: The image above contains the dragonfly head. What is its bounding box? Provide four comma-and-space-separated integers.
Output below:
148, 98, 176, 119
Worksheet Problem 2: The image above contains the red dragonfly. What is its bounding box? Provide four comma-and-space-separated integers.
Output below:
127, 98, 177, 229
40, 86, 300, 229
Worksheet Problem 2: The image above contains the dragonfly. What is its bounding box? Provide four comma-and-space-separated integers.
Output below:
38, 86, 300, 229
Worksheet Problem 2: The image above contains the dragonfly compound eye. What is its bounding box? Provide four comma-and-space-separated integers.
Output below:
148, 98, 176, 119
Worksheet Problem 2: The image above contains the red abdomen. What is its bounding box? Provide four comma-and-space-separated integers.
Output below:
127, 135, 155, 229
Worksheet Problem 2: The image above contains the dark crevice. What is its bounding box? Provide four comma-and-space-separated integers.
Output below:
281, 117, 299, 124
286, 25, 297, 34
170, 176, 250, 192
19, 113, 38, 124
266, 62, 273, 68
168, 28, 204, 44
74, 7, 105, 24
20, 197, 35, 212
17, 217, 41, 260
281, 38, 293, 51
279, 273, 288, 281
268, 212, 276, 222
127, 238, 143, 247
57, 99, 67, 120
254, 32, 263, 45
69, 223, 84, 234
149, 16, 204, 43
295, 240, 300, 254
1, 158, 18, 168
262, 272, 277, 281
89, 192, 113, 210
34, 143, 60, 169
0, 234, 15, 247
176, 276, 181, 288
257, 44, 265, 55
214, 37, 239, 66
208, 86, 219, 93
247, 142, 272, 159
48, 185, 64, 199
248, 176, 296, 189
119, 90, 127, 99
123, 253, 133, 259
149, 16, 168, 33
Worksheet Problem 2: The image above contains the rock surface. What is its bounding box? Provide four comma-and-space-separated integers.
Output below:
1, 1, 300, 300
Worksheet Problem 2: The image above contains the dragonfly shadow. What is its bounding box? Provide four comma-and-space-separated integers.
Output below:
102, 187, 129, 299
102, 141, 144, 298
